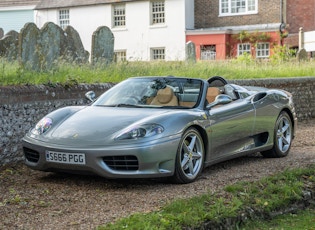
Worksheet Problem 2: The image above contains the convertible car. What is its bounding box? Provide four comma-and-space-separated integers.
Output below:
22, 76, 297, 183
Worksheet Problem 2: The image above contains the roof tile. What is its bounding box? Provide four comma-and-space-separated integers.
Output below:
35, 0, 136, 10
0, 0, 40, 7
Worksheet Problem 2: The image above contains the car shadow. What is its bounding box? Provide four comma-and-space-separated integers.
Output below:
37, 152, 265, 188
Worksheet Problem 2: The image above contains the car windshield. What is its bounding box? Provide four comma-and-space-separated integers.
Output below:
93, 77, 203, 108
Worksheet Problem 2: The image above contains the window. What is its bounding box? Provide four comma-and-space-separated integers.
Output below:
220, 0, 257, 15
201, 45, 216, 60
238, 43, 251, 56
59, 9, 69, 29
114, 50, 127, 62
256, 43, 270, 58
113, 4, 125, 27
151, 48, 165, 60
151, 1, 165, 25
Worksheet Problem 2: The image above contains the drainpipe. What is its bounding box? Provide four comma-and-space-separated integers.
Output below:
280, 0, 283, 45
280, 0, 283, 23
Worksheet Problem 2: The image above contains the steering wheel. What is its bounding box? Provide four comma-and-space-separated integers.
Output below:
207, 76, 228, 87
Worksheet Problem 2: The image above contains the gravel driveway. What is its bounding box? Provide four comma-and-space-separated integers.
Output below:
1, 119, 314, 230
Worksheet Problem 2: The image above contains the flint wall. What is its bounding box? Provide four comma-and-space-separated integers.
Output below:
0, 77, 314, 166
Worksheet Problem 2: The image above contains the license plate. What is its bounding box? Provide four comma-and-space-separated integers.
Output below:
46, 151, 86, 165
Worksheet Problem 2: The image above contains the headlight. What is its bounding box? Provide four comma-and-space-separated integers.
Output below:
116, 124, 164, 140
31, 117, 53, 135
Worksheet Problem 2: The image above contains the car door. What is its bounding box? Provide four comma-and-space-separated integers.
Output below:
206, 98, 256, 161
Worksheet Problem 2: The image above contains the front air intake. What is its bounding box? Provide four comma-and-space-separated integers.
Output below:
103, 156, 139, 171
23, 147, 40, 163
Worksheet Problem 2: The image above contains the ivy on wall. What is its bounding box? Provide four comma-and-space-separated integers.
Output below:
232, 31, 272, 44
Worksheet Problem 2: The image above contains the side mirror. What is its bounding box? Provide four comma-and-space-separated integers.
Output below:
206, 94, 232, 109
85, 91, 96, 102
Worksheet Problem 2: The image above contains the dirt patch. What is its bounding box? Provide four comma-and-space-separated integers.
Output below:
0, 120, 314, 229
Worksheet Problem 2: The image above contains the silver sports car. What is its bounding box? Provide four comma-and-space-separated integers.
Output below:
22, 76, 297, 183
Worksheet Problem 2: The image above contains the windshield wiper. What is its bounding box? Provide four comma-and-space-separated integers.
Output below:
107, 104, 143, 108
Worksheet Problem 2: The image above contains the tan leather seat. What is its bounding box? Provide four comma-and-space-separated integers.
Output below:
206, 87, 221, 103
150, 87, 178, 106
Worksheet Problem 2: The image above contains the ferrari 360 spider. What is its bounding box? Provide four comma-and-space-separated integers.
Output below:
22, 76, 297, 183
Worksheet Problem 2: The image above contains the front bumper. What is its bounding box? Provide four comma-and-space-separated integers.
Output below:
22, 135, 181, 179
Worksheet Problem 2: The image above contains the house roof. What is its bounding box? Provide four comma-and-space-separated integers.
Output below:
35, 0, 138, 10
0, 0, 41, 8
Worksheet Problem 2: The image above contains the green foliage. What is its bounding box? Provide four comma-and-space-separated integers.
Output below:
99, 165, 315, 230
270, 44, 297, 63
233, 52, 254, 64
232, 31, 271, 44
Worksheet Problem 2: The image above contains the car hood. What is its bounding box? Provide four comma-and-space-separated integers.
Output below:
41, 106, 175, 145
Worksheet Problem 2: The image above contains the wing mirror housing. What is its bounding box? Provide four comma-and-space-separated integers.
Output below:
85, 91, 96, 102
206, 94, 232, 109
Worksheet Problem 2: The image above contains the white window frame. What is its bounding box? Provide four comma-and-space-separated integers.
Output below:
150, 1, 165, 25
238, 43, 251, 56
114, 50, 127, 62
256, 43, 270, 58
201, 45, 216, 60
113, 4, 126, 28
151, 48, 165, 60
219, 0, 258, 16
59, 9, 70, 29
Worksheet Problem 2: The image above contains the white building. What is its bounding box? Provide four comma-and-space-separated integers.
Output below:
34, 0, 194, 61
0, 0, 40, 34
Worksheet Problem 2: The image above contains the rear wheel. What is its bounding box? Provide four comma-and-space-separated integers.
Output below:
171, 128, 205, 184
261, 111, 293, 158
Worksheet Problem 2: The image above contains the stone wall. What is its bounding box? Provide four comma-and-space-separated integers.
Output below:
0, 83, 114, 166
0, 77, 314, 166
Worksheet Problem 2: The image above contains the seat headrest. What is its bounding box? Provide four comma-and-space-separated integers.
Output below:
157, 87, 174, 103
207, 87, 221, 96
206, 87, 221, 103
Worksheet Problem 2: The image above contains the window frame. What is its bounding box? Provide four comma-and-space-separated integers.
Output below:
237, 43, 251, 56
219, 0, 258, 16
114, 50, 127, 62
59, 9, 70, 29
150, 1, 165, 25
112, 4, 126, 28
256, 42, 270, 58
151, 47, 165, 60
200, 45, 216, 60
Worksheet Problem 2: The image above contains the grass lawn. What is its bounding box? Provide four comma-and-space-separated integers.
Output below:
1, 59, 315, 86
241, 208, 315, 230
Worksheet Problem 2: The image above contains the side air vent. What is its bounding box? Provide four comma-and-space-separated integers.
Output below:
253, 92, 267, 102
103, 156, 139, 171
23, 147, 40, 163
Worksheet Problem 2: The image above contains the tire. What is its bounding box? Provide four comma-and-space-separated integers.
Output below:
171, 127, 205, 184
261, 111, 293, 158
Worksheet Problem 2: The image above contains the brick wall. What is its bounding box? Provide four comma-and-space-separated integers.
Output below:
284, 0, 315, 48
286, 0, 315, 33
194, 0, 281, 28
0, 78, 314, 166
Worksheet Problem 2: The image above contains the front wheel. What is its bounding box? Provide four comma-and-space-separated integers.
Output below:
261, 111, 293, 158
171, 128, 205, 184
